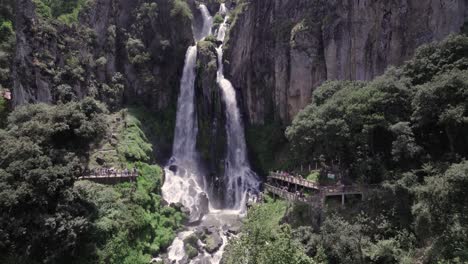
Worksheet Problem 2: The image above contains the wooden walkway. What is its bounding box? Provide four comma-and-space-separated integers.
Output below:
264, 184, 322, 204
266, 172, 374, 206
269, 172, 320, 190
78, 172, 138, 184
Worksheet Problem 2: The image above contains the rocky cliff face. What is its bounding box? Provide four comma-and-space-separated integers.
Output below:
12, 0, 193, 111
195, 39, 226, 204
225, 0, 468, 124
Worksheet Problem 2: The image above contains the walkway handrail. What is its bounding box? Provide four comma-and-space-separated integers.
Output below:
264, 184, 322, 204
78, 171, 138, 180
269, 172, 320, 190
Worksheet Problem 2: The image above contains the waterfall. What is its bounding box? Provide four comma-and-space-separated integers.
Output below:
216, 16, 228, 41
163, 5, 259, 263
171, 46, 198, 165
215, 16, 260, 209
219, 3, 227, 16
199, 4, 213, 40
162, 4, 213, 223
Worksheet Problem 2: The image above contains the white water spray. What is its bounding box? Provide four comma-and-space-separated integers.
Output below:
219, 3, 227, 16
199, 4, 213, 40
162, 4, 213, 223
216, 15, 260, 210
167, 231, 194, 263
217, 16, 228, 41
163, 4, 259, 263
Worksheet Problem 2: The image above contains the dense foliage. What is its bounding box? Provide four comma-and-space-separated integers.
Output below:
286, 35, 468, 181
223, 197, 316, 264
76, 108, 184, 263
277, 34, 468, 263
0, 101, 184, 263
75, 163, 184, 263
33, 0, 89, 24
0, 99, 107, 263
0, 0, 14, 92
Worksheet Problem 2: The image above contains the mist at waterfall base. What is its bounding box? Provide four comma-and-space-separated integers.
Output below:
160, 4, 259, 263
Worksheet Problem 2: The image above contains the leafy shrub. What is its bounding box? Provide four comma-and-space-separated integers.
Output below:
0, 95, 7, 127
213, 14, 224, 26
223, 197, 314, 264
0, 20, 13, 42
117, 111, 153, 163
126, 38, 151, 65
171, 0, 193, 19
33, 0, 52, 18
33, 0, 89, 24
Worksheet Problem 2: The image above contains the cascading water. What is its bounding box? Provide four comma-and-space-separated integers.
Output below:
215, 9, 260, 210
216, 16, 228, 41
162, 5, 212, 224
219, 3, 227, 16
162, 4, 259, 263
171, 46, 198, 165
199, 4, 213, 40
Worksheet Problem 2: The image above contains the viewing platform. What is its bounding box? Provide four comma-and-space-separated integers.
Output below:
269, 172, 320, 190
78, 169, 138, 184
264, 184, 322, 204
266, 171, 375, 206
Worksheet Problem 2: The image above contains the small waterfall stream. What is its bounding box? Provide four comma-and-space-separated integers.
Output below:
199, 5, 213, 39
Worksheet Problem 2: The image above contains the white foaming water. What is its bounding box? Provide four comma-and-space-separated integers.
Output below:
199, 4, 213, 39
167, 231, 194, 263
163, 5, 258, 262
216, 17, 260, 210
217, 16, 229, 41
162, 4, 213, 222
219, 3, 227, 16
171, 46, 198, 164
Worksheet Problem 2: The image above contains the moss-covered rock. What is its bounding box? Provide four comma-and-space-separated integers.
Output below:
203, 231, 223, 254
183, 234, 200, 259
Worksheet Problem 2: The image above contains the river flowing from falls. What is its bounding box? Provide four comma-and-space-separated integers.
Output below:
161, 4, 259, 263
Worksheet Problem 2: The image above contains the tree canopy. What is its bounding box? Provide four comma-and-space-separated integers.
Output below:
0, 98, 107, 263
286, 35, 468, 181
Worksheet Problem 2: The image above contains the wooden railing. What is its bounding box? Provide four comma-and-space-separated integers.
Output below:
266, 171, 380, 206
78, 170, 138, 184
269, 172, 320, 190
264, 184, 322, 204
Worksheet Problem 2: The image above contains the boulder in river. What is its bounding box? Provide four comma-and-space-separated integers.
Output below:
183, 234, 200, 260
203, 228, 223, 254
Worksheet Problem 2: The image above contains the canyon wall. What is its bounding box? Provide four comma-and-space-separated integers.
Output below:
224, 0, 468, 124
12, 0, 193, 110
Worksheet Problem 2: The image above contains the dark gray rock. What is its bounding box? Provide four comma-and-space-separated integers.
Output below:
203, 229, 223, 254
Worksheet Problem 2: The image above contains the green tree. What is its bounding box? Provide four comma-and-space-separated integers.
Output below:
412, 161, 468, 262
411, 69, 468, 158
0, 98, 107, 263
223, 198, 314, 264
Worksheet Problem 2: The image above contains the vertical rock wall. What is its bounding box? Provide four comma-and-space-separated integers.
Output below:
12, 0, 193, 111
225, 0, 468, 124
